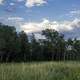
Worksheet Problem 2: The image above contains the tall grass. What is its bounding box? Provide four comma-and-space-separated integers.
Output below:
0, 62, 80, 80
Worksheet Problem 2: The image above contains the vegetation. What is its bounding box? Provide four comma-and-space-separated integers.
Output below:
0, 62, 80, 80
0, 23, 80, 80
0, 23, 80, 62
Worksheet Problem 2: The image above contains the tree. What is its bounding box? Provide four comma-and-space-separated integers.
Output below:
30, 33, 43, 61
42, 29, 66, 61
72, 38, 80, 60
0, 23, 17, 62
0, 23, 80, 62
18, 31, 30, 62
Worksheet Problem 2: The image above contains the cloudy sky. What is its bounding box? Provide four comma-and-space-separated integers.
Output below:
0, 0, 80, 39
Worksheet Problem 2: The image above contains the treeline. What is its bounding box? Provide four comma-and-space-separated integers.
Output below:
0, 23, 80, 62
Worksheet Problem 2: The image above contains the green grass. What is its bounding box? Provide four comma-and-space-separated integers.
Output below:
0, 62, 80, 80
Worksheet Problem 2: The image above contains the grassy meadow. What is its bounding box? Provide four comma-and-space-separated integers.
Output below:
0, 62, 80, 80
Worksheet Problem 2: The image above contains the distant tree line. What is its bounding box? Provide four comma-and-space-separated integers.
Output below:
0, 23, 80, 62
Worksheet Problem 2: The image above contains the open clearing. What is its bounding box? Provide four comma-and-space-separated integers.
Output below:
0, 62, 80, 80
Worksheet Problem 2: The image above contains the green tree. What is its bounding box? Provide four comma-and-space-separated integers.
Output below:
18, 31, 30, 62
73, 38, 80, 60
0, 23, 17, 62
30, 33, 43, 61
42, 29, 65, 61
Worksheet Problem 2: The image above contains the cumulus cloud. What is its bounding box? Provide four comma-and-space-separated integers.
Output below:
19, 18, 80, 39
25, 0, 47, 8
20, 18, 80, 34
1, 16, 80, 34
1, 16, 80, 39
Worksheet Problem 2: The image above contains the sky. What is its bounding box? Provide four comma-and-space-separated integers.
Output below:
0, 0, 80, 39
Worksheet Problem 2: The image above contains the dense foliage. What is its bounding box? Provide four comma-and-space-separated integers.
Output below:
0, 23, 80, 62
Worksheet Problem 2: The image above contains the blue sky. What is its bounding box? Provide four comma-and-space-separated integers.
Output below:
0, 0, 80, 21
0, 0, 80, 38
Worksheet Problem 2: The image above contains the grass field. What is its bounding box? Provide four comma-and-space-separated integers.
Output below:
0, 62, 80, 80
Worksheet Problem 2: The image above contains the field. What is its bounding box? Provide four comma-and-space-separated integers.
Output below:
0, 62, 80, 80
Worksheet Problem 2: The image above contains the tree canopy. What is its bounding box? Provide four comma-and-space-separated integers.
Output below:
0, 23, 80, 62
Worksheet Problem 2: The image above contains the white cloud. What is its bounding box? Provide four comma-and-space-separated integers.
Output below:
70, 10, 80, 15
19, 18, 80, 39
20, 18, 80, 33
1, 16, 80, 39
1, 16, 80, 34
25, 0, 47, 8
64, 10, 80, 19
0, 0, 47, 8
7, 17, 24, 21
0, 16, 25, 32
20, 22, 43, 33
